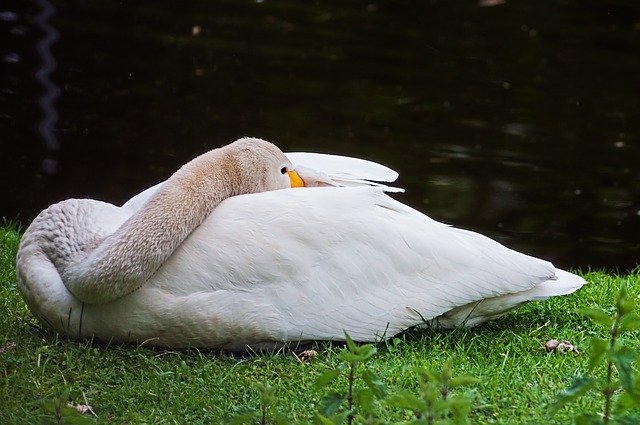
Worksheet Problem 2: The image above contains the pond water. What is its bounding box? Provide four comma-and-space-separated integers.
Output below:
2, 0, 639, 271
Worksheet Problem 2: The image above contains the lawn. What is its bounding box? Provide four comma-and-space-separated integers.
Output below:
1, 224, 638, 424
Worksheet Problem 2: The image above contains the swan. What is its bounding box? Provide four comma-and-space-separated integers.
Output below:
16, 137, 586, 350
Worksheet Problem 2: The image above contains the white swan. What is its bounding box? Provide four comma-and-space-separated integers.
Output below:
16, 137, 586, 350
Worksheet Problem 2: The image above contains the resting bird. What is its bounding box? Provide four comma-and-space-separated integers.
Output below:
16, 137, 585, 350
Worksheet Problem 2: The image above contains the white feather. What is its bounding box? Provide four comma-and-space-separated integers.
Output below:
285, 152, 399, 183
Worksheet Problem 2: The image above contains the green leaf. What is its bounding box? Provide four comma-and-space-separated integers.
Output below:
616, 392, 637, 413
385, 391, 428, 412
588, 338, 609, 371
333, 411, 351, 425
616, 281, 636, 316
226, 409, 257, 425
59, 410, 95, 425
337, 350, 361, 363
354, 387, 375, 413
338, 344, 377, 363
441, 360, 453, 381
415, 367, 442, 386
339, 333, 377, 362
421, 384, 441, 403
620, 313, 640, 332
610, 347, 637, 395
38, 389, 96, 425
256, 382, 275, 405
362, 369, 387, 398
431, 397, 451, 417
314, 413, 337, 425
449, 375, 481, 388
448, 394, 473, 425
357, 345, 377, 361
315, 369, 341, 390
578, 308, 614, 329
319, 392, 345, 417
271, 412, 291, 425
618, 299, 636, 316
615, 414, 640, 425
575, 412, 604, 425
316, 411, 349, 425
344, 332, 357, 353
550, 376, 597, 414
615, 378, 640, 412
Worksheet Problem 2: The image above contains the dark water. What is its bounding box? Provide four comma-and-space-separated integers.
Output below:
1, 0, 639, 271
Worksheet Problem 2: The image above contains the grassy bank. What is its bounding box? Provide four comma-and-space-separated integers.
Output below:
1, 224, 638, 423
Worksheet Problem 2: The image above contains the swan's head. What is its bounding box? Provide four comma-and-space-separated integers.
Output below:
226, 137, 304, 193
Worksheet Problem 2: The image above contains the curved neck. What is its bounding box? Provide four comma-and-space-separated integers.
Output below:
64, 148, 242, 304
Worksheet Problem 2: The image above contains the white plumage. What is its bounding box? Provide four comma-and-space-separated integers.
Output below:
16, 138, 585, 350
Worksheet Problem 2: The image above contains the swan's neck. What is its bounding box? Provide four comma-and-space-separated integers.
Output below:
64, 148, 242, 304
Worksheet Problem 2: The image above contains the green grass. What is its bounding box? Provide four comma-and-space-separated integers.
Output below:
1, 223, 638, 424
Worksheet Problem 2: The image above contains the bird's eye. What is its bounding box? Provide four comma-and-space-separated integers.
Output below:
280, 166, 288, 174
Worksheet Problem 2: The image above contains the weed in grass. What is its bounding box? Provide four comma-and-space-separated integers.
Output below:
225, 382, 289, 425
386, 361, 479, 425
37, 387, 95, 424
312, 333, 385, 424
551, 279, 640, 424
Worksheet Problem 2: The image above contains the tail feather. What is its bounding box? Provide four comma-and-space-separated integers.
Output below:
429, 268, 586, 329
524, 268, 587, 301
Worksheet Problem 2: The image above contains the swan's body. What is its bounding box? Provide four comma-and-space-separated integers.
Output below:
16, 138, 585, 350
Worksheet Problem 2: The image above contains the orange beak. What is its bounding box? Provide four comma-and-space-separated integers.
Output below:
287, 170, 305, 188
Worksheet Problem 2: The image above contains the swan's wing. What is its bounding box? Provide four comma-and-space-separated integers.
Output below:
285, 152, 400, 190
151, 186, 583, 345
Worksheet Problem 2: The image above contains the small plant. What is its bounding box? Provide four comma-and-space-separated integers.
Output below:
314, 333, 386, 424
224, 333, 478, 424
386, 361, 479, 425
551, 280, 640, 424
226, 383, 288, 425
37, 388, 94, 425
312, 333, 478, 425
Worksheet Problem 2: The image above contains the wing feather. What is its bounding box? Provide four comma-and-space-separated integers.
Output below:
285, 152, 399, 183
150, 186, 565, 342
